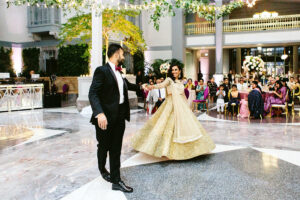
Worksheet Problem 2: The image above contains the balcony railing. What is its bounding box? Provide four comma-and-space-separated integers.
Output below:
185, 14, 300, 35
28, 6, 60, 28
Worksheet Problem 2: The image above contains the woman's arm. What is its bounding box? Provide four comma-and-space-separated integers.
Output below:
274, 91, 282, 99
222, 91, 226, 97
152, 78, 171, 89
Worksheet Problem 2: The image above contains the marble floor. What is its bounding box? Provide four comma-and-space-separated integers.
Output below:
0, 106, 299, 200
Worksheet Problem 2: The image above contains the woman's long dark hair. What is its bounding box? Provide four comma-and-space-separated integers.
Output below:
275, 80, 282, 91
167, 63, 184, 81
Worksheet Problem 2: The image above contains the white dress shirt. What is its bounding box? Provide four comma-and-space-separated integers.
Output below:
154, 88, 166, 99
108, 61, 124, 104
237, 83, 248, 91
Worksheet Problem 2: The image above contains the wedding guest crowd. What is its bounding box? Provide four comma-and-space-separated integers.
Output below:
139, 69, 300, 118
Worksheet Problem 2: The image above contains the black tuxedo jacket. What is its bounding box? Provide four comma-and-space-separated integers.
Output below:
88, 63, 140, 125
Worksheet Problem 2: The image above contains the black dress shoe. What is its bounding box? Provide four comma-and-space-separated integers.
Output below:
100, 169, 111, 183
112, 180, 133, 193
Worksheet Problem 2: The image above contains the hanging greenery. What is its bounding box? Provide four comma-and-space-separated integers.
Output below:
7, 0, 245, 30
22, 47, 40, 77
0, 47, 16, 77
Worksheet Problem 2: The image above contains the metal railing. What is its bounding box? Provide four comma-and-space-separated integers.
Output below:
0, 84, 44, 112
185, 14, 300, 35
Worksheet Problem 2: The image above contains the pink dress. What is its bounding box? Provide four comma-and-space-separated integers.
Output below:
239, 99, 250, 118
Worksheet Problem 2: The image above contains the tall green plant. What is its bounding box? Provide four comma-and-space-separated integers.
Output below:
133, 50, 145, 75
57, 44, 89, 76
22, 47, 40, 77
0, 47, 16, 77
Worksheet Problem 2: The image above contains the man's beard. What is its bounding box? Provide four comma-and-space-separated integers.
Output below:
117, 59, 125, 67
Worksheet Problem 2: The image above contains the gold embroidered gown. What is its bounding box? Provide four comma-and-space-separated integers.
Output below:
132, 78, 215, 160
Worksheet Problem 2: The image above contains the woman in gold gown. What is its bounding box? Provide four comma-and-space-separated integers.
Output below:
132, 64, 215, 160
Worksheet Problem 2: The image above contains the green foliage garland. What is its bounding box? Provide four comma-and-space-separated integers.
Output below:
8, 0, 245, 30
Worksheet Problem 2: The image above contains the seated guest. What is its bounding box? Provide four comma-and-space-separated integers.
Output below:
146, 81, 157, 115
196, 79, 207, 110
264, 80, 287, 116
234, 77, 239, 85
186, 78, 196, 108
221, 78, 231, 102
208, 77, 218, 103
293, 78, 300, 93
248, 81, 264, 119
239, 95, 250, 118
254, 78, 262, 87
287, 77, 295, 89
282, 78, 292, 104
185, 78, 195, 89
237, 77, 248, 91
228, 84, 240, 116
267, 77, 276, 91
154, 79, 166, 109
216, 85, 226, 114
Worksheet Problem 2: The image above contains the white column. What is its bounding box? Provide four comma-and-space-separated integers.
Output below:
223, 49, 230, 74
77, 6, 103, 111
236, 48, 242, 74
214, 0, 224, 86
293, 45, 299, 74
91, 7, 103, 75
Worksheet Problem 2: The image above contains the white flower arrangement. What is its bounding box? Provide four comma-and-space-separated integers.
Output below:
160, 62, 170, 74
144, 62, 153, 76
242, 56, 266, 73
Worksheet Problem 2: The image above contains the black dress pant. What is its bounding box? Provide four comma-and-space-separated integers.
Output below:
95, 103, 126, 183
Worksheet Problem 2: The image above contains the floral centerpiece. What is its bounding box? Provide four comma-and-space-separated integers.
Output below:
160, 62, 170, 78
242, 56, 265, 73
242, 56, 266, 81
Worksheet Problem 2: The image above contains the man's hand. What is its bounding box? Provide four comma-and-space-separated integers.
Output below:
142, 84, 148, 91
97, 113, 108, 130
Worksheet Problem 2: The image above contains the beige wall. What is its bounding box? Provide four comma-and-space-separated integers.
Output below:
0, 3, 34, 43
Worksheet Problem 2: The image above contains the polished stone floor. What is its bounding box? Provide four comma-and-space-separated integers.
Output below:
0, 106, 299, 200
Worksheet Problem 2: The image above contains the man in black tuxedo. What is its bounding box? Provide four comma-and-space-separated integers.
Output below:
89, 44, 143, 193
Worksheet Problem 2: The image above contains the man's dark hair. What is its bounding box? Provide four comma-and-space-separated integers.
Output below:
224, 78, 228, 81
232, 84, 237, 88
252, 81, 258, 86
107, 43, 123, 58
